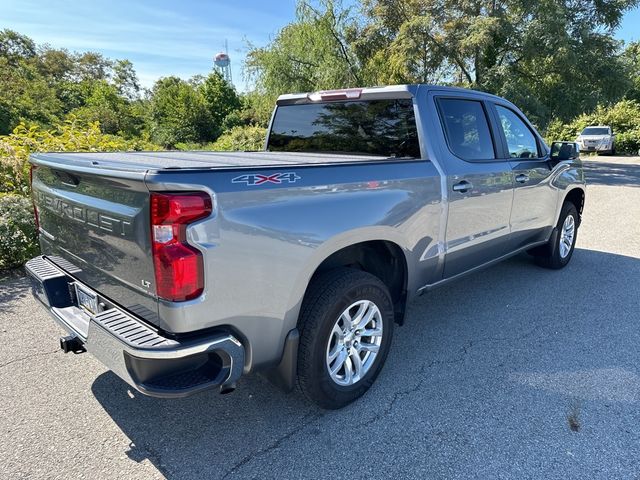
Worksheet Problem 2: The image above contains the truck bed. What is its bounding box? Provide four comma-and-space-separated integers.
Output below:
31, 151, 394, 172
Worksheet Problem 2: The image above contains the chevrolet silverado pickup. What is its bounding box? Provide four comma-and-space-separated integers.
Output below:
26, 85, 585, 409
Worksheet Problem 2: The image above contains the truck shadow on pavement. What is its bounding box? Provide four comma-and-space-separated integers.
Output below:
583, 159, 640, 187
90, 248, 640, 479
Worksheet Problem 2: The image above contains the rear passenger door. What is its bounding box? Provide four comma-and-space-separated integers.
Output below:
490, 103, 557, 249
434, 95, 515, 278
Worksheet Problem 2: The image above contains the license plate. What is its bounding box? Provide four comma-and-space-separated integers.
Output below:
74, 283, 98, 314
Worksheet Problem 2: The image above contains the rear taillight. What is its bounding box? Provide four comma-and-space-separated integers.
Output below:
150, 192, 212, 302
30, 165, 39, 232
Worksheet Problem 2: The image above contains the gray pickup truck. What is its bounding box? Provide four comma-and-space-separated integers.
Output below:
26, 85, 585, 409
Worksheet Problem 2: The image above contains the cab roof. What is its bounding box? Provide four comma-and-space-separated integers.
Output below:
275, 84, 505, 105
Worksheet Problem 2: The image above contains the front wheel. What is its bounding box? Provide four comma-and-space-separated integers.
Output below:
533, 202, 579, 269
296, 268, 394, 409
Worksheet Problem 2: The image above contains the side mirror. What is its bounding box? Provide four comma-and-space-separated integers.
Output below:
550, 141, 580, 162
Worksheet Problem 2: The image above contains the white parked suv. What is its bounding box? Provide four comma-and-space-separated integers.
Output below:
576, 126, 615, 155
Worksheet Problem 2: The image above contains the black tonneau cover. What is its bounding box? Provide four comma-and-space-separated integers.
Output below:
31, 151, 392, 172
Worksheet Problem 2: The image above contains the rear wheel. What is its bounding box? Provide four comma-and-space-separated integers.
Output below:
533, 202, 579, 269
296, 268, 394, 409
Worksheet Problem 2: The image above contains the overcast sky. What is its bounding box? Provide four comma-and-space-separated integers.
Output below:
2, 0, 639, 92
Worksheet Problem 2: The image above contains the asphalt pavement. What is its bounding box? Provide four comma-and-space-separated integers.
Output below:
1, 156, 639, 479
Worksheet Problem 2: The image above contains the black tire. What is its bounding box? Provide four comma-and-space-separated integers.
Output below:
533, 202, 579, 269
296, 268, 394, 409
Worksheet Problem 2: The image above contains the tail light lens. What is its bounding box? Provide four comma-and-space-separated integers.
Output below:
150, 192, 212, 302
30, 165, 40, 232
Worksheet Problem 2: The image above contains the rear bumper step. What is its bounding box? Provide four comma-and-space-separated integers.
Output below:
25, 256, 245, 398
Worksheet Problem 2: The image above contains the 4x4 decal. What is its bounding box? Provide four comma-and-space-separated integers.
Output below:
232, 172, 301, 186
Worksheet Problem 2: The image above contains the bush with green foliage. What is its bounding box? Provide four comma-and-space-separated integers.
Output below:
211, 125, 267, 152
227, 91, 275, 129
0, 194, 39, 270
0, 118, 160, 195
545, 100, 640, 154
69, 80, 145, 137
148, 76, 212, 147
147, 72, 243, 148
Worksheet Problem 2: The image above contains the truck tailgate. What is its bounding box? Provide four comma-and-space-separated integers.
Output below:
30, 158, 159, 325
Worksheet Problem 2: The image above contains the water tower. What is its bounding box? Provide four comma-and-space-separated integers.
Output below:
214, 40, 232, 84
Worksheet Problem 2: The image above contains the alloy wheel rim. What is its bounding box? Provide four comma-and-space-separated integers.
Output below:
559, 214, 575, 259
325, 300, 383, 386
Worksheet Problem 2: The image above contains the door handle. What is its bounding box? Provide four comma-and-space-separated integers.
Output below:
452, 180, 473, 193
515, 174, 530, 183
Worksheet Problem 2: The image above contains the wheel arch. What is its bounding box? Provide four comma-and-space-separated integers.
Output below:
307, 239, 409, 325
562, 187, 585, 225
283, 229, 412, 335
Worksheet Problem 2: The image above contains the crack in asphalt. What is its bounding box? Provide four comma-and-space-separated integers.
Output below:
379, 360, 435, 418
356, 344, 471, 427
221, 339, 475, 478
0, 350, 59, 370
468, 319, 555, 347
220, 410, 324, 479
389, 356, 466, 416
216, 341, 474, 479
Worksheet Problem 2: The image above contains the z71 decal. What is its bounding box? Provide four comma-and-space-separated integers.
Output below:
232, 172, 301, 186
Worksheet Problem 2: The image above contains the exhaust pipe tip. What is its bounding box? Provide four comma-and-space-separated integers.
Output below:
59, 335, 86, 354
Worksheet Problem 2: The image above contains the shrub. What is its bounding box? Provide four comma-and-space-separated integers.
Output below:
0, 117, 160, 195
174, 141, 216, 151
616, 129, 640, 155
0, 194, 39, 270
545, 100, 640, 154
211, 125, 267, 151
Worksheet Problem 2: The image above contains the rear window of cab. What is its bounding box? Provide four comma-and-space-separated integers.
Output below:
267, 99, 420, 158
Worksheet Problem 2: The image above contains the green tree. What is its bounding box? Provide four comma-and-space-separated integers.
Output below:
198, 71, 241, 136
37, 47, 75, 81
355, 0, 637, 125
0, 57, 62, 134
113, 59, 141, 100
192, 72, 242, 139
70, 80, 144, 136
148, 76, 212, 147
73, 51, 112, 82
623, 41, 640, 102
246, 0, 360, 97
0, 29, 36, 64
0, 31, 150, 135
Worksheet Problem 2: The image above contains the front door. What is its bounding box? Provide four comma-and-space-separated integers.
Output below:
492, 104, 558, 249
